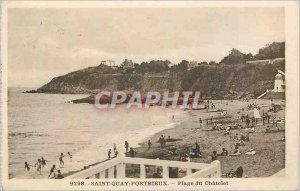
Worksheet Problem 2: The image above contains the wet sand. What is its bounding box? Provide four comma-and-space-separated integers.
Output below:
133, 99, 285, 177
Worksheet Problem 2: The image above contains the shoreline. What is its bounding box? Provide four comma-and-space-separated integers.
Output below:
59, 108, 191, 178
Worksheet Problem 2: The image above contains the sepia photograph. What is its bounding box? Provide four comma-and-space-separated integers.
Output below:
1, 1, 299, 190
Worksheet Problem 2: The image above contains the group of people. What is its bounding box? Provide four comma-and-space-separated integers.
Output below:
158, 135, 167, 147
108, 143, 119, 159
247, 103, 260, 110
107, 141, 141, 159
24, 157, 47, 175
24, 152, 72, 179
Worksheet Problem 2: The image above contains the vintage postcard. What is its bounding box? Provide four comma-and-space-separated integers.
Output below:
0, 1, 299, 190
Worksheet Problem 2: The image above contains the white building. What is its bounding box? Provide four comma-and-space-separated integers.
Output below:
100, 60, 116, 68
273, 70, 285, 92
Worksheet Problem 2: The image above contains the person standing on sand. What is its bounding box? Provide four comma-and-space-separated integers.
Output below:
251, 117, 255, 127
159, 135, 163, 147
108, 149, 112, 159
59, 153, 65, 167
162, 136, 166, 147
246, 116, 250, 128
113, 143, 117, 153
148, 140, 152, 149
48, 165, 56, 178
195, 142, 201, 155
125, 141, 129, 152
199, 118, 202, 128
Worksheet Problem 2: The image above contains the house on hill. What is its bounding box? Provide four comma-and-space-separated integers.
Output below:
121, 59, 134, 70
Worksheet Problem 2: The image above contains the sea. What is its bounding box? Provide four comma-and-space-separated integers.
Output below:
8, 87, 189, 179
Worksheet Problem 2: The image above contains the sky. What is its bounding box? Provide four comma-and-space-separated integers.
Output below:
8, 8, 285, 87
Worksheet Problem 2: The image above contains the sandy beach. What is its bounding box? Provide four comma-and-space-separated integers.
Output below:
132, 99, 285, 177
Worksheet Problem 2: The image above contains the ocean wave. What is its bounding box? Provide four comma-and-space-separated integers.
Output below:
9, 132, 50, 138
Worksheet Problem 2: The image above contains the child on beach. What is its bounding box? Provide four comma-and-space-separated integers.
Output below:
34, 159, 42, 175
55, 170, 64, 179
48, 165, 56, 178
108, 149, 111, 159
67, 152, 72, 162
59, 153, 65, 167
41, 157, 47, 167
125, 141, 129, 152
24, 162, 32, 171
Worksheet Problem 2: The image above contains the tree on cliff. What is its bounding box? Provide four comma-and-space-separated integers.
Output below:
219, 48, 246, 65
253, 42, 285, 60
134, 60, 171, 73
170, 60, 188, 71
209, 61, 218, 65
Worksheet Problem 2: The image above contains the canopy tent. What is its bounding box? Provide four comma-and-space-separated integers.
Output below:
244, 108, 261, 119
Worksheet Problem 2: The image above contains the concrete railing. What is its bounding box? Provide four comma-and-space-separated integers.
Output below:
65, 157, 221, 179
184, 160, 221, 178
